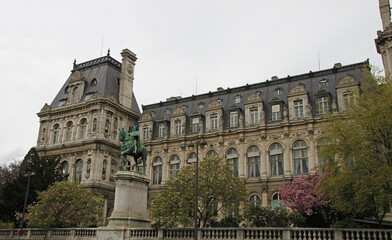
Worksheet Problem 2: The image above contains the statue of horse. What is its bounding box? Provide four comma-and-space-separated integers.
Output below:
119, 128, 148, 174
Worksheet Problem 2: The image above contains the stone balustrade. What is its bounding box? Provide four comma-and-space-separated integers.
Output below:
0, 228, 390, 240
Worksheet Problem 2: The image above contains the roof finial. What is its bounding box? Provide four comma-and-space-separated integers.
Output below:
73, 59, 77, 69
107, 48, 110, 56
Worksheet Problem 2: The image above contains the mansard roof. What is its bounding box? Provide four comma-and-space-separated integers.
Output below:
142, 60, 369, 121
50, 53, 140, 114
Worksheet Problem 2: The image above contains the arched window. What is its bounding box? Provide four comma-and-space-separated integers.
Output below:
206, 150, 218, 158
317, 138, 333, 165
79, 118, 88, 139
65, 121, 74, 142
52, 124, 60, 144
247, 146, 260, 178
293, 140, 308, 174
270, 143, 284, 176
61, 161, 69, 176
250, 194, 261, 207
226, 148, 239, 177
187, 152, 197, 165
272, 193, 284, 210
152, 157, 163, 185
170, 155, 180, 176
74, 159, 83, 183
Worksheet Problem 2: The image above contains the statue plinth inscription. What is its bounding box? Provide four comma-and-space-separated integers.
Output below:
108, 171, 151, 228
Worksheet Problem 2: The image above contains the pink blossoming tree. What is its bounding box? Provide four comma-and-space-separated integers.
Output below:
279, 171, 333, 227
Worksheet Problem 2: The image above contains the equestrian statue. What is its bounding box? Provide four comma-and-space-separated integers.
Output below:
119, 126, 148, 174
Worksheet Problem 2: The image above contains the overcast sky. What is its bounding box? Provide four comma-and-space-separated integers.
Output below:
0, 0, 386, 165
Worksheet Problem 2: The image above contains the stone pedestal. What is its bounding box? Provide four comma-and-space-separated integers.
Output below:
108, 171, 151, 227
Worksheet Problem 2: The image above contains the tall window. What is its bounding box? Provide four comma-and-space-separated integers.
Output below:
250, 108, 259, 124
65, 121, 74, 142
318, 97, 329, 115
61, 161, 69, 176
272, 193, 284, 210
317, 138, 333, 166
52, 124, 60, 144
74, 159, 83, 183
187, 152, 197, 165
230, 112, 238, 128
293, 140, 308, 174
271, 104, 281, 121
175, 120, 182, 135
211, 114, 218, 130
152, 157, 162, 184
226, 148, 239, 177
294, 100, 304, 118
143, 127, 149, 140
270, 143, 284, 176
250, 194, 261, 206
343, 92, 354, 110
158, 123, 165, 138
170, 155, 180, 176
79, 119, 88, 139
192, 118, 200, 133
247, 146, 260, 178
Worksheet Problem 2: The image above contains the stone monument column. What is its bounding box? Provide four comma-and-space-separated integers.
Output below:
108, 170, 151, 228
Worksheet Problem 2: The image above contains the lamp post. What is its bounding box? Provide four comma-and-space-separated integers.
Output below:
188, 138, 207, 240
21, 172, 35, 228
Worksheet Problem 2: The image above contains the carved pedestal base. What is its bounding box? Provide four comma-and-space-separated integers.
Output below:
108, 171, 151, 228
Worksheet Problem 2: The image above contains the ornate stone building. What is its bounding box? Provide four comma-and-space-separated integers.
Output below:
36, 49, 141, 221
139, 61, 367, 212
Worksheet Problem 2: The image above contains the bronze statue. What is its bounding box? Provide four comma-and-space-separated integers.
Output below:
119, 126, 147, 173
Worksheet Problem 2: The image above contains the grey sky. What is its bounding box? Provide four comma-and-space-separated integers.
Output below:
0, 0, 385, 165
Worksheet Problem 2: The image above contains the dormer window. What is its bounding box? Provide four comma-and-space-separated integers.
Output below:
230, 111, 238, 127
319, 79, 328, 89
211, 114, 218, 130
274, 88, 282, 98
271, 104, 281, 121
250, 108, 259, 124
90, 78, 98, 86
165, 108, 171, 115
198, 103, 204, 110
234, 95, 241, 104
294, 100, 304, 118
317, 96, 329, 115
158, 123, 165, 138
191, 118, 200, 133
85, 93, 94, 101
58, 99, 67, 106
64, 85, 70, 94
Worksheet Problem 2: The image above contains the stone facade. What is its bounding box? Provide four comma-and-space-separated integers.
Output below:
139, 62, 366, 216
36, 49, 140, 223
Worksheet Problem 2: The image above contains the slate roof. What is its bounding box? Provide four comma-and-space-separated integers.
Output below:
142, 60, 368, 125
50, 54, 140, 114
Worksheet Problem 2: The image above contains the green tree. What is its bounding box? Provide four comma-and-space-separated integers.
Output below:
27, 181, 103, 228
0, 147, 65, 225
319, 69, 392, 226
152, 157, 246, 227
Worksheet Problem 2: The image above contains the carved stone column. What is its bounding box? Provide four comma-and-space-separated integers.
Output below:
108, 171, 151, 227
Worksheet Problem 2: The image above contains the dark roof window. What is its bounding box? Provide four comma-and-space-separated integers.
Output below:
90, 78, 98, 86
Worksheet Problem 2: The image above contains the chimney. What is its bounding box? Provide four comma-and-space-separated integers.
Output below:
119, 49, 137, 110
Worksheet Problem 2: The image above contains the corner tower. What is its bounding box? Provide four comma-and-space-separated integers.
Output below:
36, 49, 141, 223
376, 0, 392, 75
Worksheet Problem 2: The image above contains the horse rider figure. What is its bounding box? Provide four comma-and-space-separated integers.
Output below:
129, 125, 141, 154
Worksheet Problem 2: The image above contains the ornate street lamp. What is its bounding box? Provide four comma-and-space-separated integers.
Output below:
188, 138, 207, 240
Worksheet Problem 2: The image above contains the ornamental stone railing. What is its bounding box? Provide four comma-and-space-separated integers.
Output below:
0, 227, 391, 240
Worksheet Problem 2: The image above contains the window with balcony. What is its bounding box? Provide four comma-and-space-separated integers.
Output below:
293, 140, 308, 174
247, 146, 260, 178
226, 148, 239, 177
270, 143, 284, 176
170, 155, 180, 176
152, 157, 163, 184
